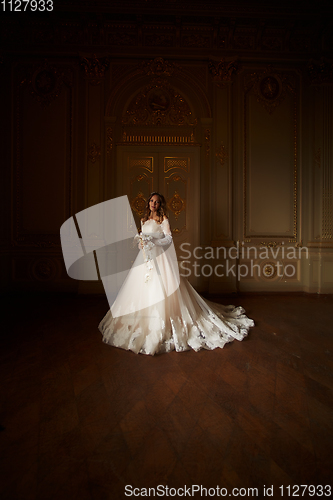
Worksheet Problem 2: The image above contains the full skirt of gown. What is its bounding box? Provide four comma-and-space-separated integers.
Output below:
98, 220, 254, 356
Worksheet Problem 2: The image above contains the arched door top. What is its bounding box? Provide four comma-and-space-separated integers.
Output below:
105, 57, 211, 120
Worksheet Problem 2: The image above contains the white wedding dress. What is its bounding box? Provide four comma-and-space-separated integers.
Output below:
99, 218, 254, 355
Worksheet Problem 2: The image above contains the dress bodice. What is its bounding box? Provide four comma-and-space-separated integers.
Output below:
142, 219, 166, 235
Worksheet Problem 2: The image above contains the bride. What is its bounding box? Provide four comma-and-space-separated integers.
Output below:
99, 192, 254, 355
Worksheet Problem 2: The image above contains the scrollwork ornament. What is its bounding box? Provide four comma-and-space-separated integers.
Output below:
205, 129, 210, 157
216, 142, 228, 167
209, 58, 238, 87
87, 142, 101, 164
80, 54, 110, 85
260, 241, 281, 248
131, 192, 146, 217
140, 57, 177, 77
122, 79, 197, 127
168, 191, 186, 220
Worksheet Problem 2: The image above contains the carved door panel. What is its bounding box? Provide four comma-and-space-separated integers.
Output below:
117, 146, 200, 284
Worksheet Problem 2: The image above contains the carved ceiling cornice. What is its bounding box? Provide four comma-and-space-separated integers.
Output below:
1, 8, 332, 58
46, 0, 333, 17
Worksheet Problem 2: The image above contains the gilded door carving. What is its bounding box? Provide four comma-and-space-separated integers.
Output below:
117, 146, 200, 278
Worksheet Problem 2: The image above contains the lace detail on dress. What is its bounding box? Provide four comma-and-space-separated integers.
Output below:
99, 218, 254, 355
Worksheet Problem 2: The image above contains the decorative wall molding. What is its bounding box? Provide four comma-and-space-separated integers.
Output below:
120, 132, 197, 146
130, 191, 147, 217
80, 53, 110, 85
87, 142, 101, 163
30, 258, 58, 281
23, 59, 72, 108
2, 10, 330, 58
308, 59, 333, 86
106, 127, 113, 154
168, 190, 186, 221
205, 129, 210, 157
13, 62, 73, 248
122, 78, 197, 127
106, 57, 211, 120
321, 87, 333, 241
215, 142, 228, 167
244, 66, 295, 114
243, 68, 299, 243
140, 57, 178, 77
209, 58, 238, 87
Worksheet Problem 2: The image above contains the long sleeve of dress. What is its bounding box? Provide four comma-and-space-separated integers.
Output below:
153, 218, 173, 246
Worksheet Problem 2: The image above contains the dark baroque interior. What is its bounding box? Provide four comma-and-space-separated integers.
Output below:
1, 1, 333, 499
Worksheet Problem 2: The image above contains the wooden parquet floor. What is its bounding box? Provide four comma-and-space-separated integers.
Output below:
0, 292, 332, 500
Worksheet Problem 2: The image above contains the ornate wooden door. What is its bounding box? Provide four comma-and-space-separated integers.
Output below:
117, 146, 200, 283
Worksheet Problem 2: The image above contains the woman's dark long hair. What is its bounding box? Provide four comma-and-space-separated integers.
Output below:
141, 192, 168, 224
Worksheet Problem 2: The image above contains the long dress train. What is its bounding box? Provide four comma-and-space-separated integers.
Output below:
98, 218, 254, 355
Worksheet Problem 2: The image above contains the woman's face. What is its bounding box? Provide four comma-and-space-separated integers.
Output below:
149, 195, 161, 212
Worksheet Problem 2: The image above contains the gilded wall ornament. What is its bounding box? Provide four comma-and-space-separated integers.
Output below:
87, 142, 101, 163
244, 67, 294, 114
31, 258, 57, 281
140, 57, 176, 77
168, 191, 186, 220
216, 143, 228, 167
29, 60, 70, 107
208, 58, 238, 87
262, 262, 277, 279
255, 259, 284, 282
260, 242, 281, 248
205, 129, 211, 157
308, 59, 333, 85
122, 79, 197, 127
80, 54, 110, 85
131, 192, 147, 217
